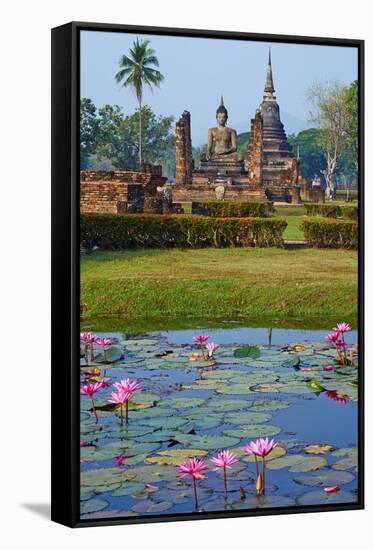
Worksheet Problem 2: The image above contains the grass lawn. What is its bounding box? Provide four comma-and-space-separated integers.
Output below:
81, 247, 357, 329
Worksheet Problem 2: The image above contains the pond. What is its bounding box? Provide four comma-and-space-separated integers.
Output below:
80, 325, 359, 519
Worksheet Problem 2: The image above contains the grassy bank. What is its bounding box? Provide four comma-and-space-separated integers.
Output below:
81, 248, 358, 328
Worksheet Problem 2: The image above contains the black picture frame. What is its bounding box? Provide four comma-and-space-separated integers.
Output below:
51, 21, 365, 528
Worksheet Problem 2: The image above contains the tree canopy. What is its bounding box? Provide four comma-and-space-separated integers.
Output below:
80, 99, 175, 175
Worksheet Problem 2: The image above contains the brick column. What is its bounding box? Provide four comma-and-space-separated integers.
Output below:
175, 111, 192, 184
247, 111, 263, 185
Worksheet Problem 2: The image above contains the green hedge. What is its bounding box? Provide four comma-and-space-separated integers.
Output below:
81, 214, 287, 249
301, 219, 358, 249
305, 203, 358, 220
192, 201, 275, 218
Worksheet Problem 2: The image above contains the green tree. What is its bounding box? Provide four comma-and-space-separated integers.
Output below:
80, 98, 99, 168
115, 37, 164, 167
342, 80, 358, 169
307, 81, 349, 199
95, 104, 174, 173
288, 129, 326, 181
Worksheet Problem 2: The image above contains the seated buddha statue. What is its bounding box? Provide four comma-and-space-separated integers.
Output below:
202, 97, 243, 163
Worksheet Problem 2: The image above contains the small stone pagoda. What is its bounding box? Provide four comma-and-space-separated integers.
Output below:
173, 51, 304, 204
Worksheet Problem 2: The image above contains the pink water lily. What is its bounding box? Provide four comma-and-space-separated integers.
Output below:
177, 458, 208, 510
109, 379, 141, 426
333, 322, 351, 333
210, 450, 238, 470
80, 381, 103, 423
325, 390, 349, 404
325, 332, 339, 344
205, 342, 219, 358
210, 450, 238, 498
80, 332, 97, 364
324, 485, 340, 493
325, 324, 352, 366
114, 455, 129, 468
80, 381, 103, 397
113, 378, 142, 394
193, 335, 209, 344
242, 438, 278, 458
109, 390, 132, 427
95, 338, 112, 347
80, 332, 97, 342
242, 438, 278, 495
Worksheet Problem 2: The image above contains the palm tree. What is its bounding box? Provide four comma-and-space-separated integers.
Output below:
115, 37, 164, 167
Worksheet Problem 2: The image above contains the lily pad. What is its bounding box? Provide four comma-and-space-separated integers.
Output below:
131, 500, 173, 514
223, 424, 281, 439
331, 448, 358, 471
297, 489, 357, 506
157, 397, 207, 409
250, 399, 290, 411
175, 433, 241, 450
304, 444, 336, 455
266, 455, 327, 472
224, 412, 272, 425
81, 467, 136, 488
205, 399, 253, 412
234, 346, 261, 359
293, 470, 355, 487
138, 416, 191, 430
145, 448, 208, 465
80, 498, 109, 514
111, 481, 145, 497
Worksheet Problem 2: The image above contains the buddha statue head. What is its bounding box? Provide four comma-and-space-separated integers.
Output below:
216, 96, 228, 127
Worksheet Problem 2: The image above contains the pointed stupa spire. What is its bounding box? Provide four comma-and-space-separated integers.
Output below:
264, 47, 275, 95
221, 95, 224, 105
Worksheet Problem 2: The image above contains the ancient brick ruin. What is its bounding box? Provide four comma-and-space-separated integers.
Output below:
80, 168, 168, 214
80, 51, 324, 214
172, 51, 324, 205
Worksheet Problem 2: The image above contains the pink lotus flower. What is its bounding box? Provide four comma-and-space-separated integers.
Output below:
333, 322, 351, 333
325, 332, 339, 344
193, 335, 209, 344
325, 390, 349, 404
178, 458, 208, 480
95, 338, 112, 347
300, 367, 313, 372
210, 450, 238, 471
109, 379, 141, 426
114, 455, 129, 468
80, 441, 94, 447
109, 390, 131, 405
205, 342, 219, 357
336, 339, 347, 349
210, 450, 238, 498
242, 438, 278, 495
80, 381, 103, 423
324, 485, 340, 493
80, 332, 97, 343
113, 378, 142, 394
177, 458, 208, 510
80, 332, 97, 364
242, 438, 278, 458
80, 381, 103, 397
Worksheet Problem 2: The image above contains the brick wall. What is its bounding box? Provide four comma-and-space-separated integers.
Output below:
80, 170, 167, 214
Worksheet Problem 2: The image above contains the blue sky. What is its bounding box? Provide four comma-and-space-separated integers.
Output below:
80, 31, 358, 146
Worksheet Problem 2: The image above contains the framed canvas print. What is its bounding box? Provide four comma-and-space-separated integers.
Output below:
51, 21, 364, 527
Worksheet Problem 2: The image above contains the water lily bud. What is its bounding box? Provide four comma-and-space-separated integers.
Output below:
256, 473, 263, 494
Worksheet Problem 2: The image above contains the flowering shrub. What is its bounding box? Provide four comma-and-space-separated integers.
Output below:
80, 214, 287, 249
